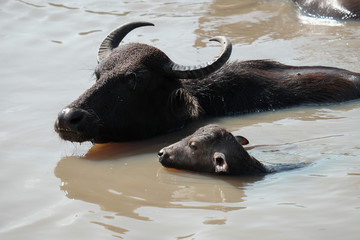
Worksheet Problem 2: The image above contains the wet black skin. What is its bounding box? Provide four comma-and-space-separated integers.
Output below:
54, 25, 360, 143
158, 124, 267, 175
54, 48, 360, 143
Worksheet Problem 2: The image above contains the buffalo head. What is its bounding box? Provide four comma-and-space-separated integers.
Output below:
54, 22, 232, 143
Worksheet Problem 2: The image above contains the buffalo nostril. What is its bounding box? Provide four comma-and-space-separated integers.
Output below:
56, 107, 85, 130
158, 149, 164, 157
158, 149, 172, 167
68, 110, 84, 125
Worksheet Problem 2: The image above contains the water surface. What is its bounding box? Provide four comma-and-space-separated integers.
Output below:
1, 0, 360, 239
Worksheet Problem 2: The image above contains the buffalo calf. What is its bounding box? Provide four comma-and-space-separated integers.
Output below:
158, 124, 308, 175
158, 124, 269, 175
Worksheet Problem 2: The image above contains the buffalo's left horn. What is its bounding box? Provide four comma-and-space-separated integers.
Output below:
97, 21, 154, 63
163, 36, 232, 79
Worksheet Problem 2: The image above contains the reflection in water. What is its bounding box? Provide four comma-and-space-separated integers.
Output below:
84, 9, 129, 17
194, 0, 360, 72
196, 0, 355, 46
18, 0, 46, 8
196, 0, 296, 46
49, 2, 79, 10
91, 221, 128, 237
19, 0, 129, 18
78, 30, 102, 36
55, 150, 263, 235
51, 40, 63, 44
54, 102, 360, 237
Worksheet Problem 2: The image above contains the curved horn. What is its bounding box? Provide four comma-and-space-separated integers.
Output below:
97, 21, 155, 63
164, 36, 232, 79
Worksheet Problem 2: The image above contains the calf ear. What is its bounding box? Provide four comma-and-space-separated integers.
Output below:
235, 136, 249, 146
213, 152, 229, 173
169, 89, 203, 120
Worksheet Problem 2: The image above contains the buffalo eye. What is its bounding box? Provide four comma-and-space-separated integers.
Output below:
126, 72, 137, 90
189, 141, 198, 151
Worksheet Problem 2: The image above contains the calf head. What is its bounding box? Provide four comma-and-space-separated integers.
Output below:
158, 124, 254, 174
54, 22, 231, 143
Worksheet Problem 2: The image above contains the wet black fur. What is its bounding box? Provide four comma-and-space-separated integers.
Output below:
55, 42, 360, 143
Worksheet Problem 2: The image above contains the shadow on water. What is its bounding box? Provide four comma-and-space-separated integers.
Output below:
53, 110, 320, 235
53, 118, 271, 225
73, 101, 355, 161
54, 153, 264, 221
53, 103, 360, 238
54, 103, 355, 225
81, 120, 214, 161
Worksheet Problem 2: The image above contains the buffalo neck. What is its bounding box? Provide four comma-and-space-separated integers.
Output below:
181, 62, 285, 116
231, 149, 268, 175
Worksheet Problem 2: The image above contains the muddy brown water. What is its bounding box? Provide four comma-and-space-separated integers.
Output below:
1, 0, 360, 239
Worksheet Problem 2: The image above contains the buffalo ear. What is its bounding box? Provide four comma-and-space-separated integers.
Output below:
235, 135, 249, 146
169, 89, 203, 120
126, 72, 137, 91
213, 152, 229, 173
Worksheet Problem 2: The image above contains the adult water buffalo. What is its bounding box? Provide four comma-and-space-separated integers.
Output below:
54, 22, 360, 143
293, 0, 360, 20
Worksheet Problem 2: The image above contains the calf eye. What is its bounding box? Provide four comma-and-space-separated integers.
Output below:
189, 142, 198, 151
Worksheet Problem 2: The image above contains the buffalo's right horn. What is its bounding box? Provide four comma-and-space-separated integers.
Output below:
163, 36, 232, 79
97, 21, 154, 63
